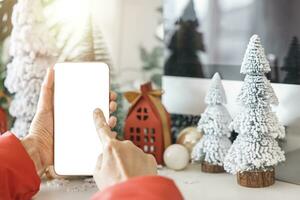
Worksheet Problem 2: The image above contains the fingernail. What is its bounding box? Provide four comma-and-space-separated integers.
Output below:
42, 69, 50, 84
94, 108, 101, 115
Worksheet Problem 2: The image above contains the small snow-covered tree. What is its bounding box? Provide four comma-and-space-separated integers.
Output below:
224, 35, 285, 175
192, 73, 232, 167
5, 0, 57, 137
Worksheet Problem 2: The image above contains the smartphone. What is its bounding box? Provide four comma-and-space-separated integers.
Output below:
54, 62, 109, 176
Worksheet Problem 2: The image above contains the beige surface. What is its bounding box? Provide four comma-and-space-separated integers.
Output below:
36, 164, 300, 200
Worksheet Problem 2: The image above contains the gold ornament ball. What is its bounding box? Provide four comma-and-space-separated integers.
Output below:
176, 127, 203, 155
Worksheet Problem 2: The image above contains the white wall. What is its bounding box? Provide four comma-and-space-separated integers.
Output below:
92, 0, 123, 69
93, 0, 162, 89
163, 76, 300, 152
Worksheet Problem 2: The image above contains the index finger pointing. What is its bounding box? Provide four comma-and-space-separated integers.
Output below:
93, 108, 115, 146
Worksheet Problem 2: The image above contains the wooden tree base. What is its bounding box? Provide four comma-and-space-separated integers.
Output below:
237, 169, 275, 188
201, 162, 225, 173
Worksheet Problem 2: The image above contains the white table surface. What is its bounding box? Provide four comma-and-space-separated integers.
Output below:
35, 164, 300, 200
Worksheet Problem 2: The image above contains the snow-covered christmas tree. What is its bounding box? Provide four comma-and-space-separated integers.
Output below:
192, 72, 232, 173
5, 0, 57, 137
224, 35, 285, 187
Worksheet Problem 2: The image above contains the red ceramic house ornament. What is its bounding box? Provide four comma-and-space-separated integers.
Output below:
124, 82, 172, 164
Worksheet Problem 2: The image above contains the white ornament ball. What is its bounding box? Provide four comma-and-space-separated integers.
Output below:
163, 144, 189, 170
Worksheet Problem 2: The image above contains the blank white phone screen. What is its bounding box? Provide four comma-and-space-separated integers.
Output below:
54, 62, 109, 176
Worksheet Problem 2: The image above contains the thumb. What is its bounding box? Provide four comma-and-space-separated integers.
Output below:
93, 108, 115, 146
37, 67, 54, 112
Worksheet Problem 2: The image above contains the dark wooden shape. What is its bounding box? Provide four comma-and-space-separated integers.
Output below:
237, 169, 275, 188
201, 162, 225, 173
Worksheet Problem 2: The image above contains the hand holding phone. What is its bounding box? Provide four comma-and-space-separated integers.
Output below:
54, 62, 110, 176
22, 64, 118, 177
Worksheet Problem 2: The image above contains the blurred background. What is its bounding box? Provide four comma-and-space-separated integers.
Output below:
1, 0, 300, 137
0, 0, 163, 136
164, 0, 300, 83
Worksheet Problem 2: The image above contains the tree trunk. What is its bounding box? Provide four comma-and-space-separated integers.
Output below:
201, 161, 225, 173
237, 168, 275, 188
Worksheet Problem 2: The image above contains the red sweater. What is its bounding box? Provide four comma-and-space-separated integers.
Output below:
0, 132, 183, 200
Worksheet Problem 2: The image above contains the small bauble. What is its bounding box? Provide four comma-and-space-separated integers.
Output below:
176, 127, 202, 155
163, 144, 189, 170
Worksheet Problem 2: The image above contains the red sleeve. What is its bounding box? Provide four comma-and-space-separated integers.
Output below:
91, 176, 183, 200
0, 132, 40, 200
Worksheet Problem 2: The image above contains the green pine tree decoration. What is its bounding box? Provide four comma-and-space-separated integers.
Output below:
0, 44, 12, 125
0, 0, 16, 41
0, 0, 17, 129
140, 46, 163, 87
63, 15, 112, 66
139, 6, 164, 87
